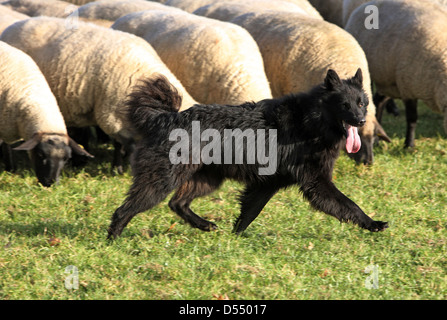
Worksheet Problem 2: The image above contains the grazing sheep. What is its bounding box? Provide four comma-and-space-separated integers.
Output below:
1, 0, 77, 18
193, 0, 311, 21
112, 10, 272, 105
0, 5, 28, 33
75, 0, 181, 22
64, 0, 95, 4
196, 9, 390, 164
309, 0, 344, 26
0, 41, 92, 186
345, 0, 447, 147
342, 0, 447, 27
164, 0, 322, 18
1, 17, 197, 173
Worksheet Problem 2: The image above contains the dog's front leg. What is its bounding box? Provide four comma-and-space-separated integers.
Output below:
300, 178, 388, 232
233, 184, 280, 234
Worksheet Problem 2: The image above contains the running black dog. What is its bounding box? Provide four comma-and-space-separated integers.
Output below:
107, 69, 388, 239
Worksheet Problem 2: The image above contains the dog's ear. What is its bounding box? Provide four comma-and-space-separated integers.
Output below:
353, 68, 363, 86
324, 69, 342, 90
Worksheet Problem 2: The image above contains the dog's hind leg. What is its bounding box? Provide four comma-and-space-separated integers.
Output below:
301, 178, 388, 232
233, 184, 280, 235
168, 172, 223, 231
107, 175, 176, 239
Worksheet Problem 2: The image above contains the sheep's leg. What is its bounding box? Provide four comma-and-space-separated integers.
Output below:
1, 142, 16, 172
107, 175, 175, 239
168, 172, 223, 231
404, 99, 418, 148
233, 184, 280, 234
300, 177, 388, 232
112, 140, 125, 175
112, 139, 135, 175
373, 93, 400, 124
373, 92, 388, 123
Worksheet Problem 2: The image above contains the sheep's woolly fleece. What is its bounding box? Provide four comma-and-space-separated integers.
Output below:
345, 0, 447, 132
0, 17, 197, 144
112, 9, 272, 104
195, 10, 378, 145
0, 41, 67, 144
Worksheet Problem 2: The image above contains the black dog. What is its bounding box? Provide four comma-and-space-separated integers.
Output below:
107, 69, 388, 239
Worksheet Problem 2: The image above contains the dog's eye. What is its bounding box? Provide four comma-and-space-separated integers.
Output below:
359, 102, 364, 108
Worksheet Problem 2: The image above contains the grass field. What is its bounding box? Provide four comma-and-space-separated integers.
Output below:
0, 102, 445, 300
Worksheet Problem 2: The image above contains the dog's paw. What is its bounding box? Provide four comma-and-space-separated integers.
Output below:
196, 221, 218, 232
206, 222, 218, 231
368, 220, 388, 232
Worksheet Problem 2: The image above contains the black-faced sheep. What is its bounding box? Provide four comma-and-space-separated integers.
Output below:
0, 41, 92, 186
345, 0, 447, 147
1, 17, 197, 173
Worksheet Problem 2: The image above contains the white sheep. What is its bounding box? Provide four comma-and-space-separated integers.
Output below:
163, 0, 322, 18
64, 0, 95, 4
309, 0, 344, 26
1, 0, 78, 18
0, 41, 91, 186
75, 0, 181, 22
345, 0, 447, 148
196, 9, 390, 164
112, 9, 272, 105
1, 17, 197, 172
342, 0, 447, 27
193, 0, 312, 21
0, 5, 28, 33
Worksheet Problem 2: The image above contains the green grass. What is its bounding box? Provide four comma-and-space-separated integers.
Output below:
0, 102, 446, 300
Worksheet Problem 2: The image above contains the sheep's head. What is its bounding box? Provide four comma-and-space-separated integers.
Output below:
349, 117, 391, 165
14, 132, 93, 187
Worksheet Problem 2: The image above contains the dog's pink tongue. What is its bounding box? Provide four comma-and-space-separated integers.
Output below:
346, 125, 361, 153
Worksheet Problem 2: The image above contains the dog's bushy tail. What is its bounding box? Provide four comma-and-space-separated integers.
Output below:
126, 74, 183, 134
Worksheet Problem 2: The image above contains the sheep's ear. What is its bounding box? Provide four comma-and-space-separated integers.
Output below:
324, 69, 342, 90
13, 134, 41, 151
353, 68, 363, 86
69, 137, 94, 158
374, 119, 391, 143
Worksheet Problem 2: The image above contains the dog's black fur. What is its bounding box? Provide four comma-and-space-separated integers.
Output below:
107, 69, 388, 239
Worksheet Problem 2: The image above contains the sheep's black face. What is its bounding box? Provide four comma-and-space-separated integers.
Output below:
31, 140, 72, 187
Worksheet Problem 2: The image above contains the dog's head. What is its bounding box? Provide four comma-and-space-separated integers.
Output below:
323, 68, 368, 154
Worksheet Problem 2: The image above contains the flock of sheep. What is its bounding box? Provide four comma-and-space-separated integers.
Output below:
0, 0, 446, 187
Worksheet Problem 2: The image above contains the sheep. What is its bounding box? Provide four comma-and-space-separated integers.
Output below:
193, 0, 312, 21
345, 0, 447, 148
196, 9, 390, 164
1, 0, 78, 18
163, 0, 322, 18
309, 0, 344, 26
75, 0, 182, 23
112, 9, 272, 105
0, 41, 92, 186
1, 17, 197, 173
0, 5, 28, 33
342, 0, 447, 27
64, 0, 95, 4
